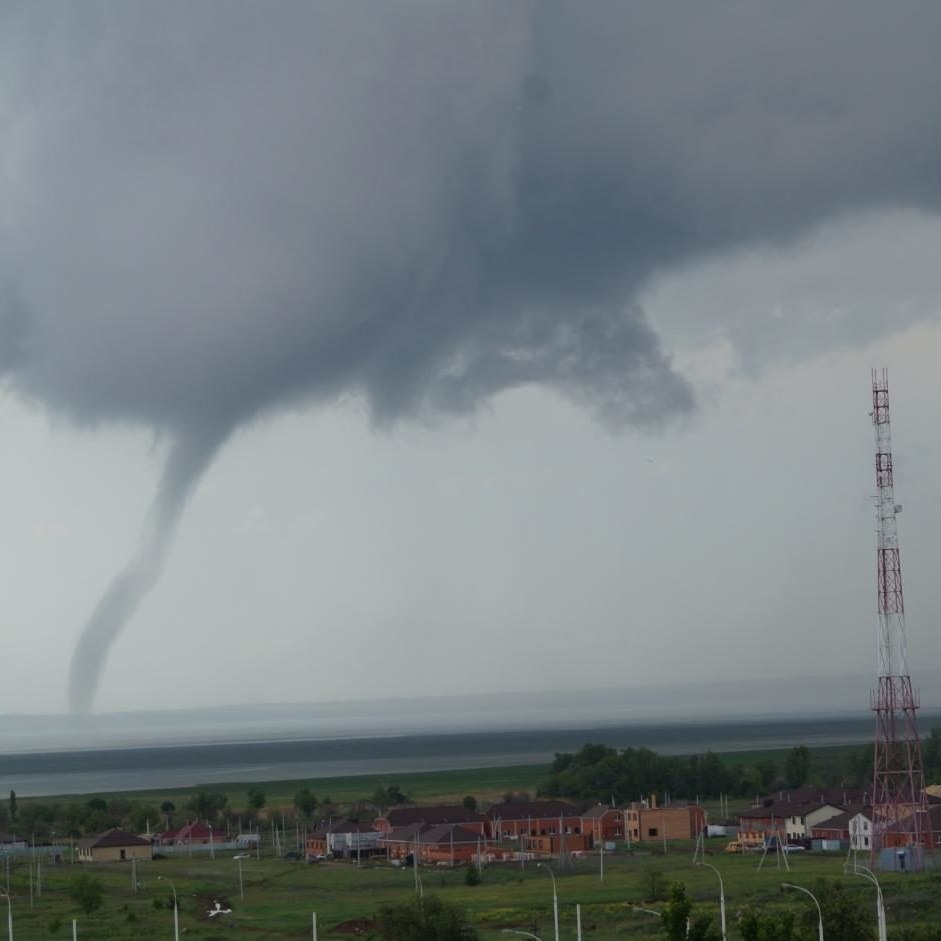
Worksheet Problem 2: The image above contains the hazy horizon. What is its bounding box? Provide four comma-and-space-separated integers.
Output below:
3, 670, 940, 757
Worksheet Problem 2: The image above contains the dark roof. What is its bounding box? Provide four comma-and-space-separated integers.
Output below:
331, 819, 378, 835
420, 824, 486, 846
383, 805, 487, 827
380, 823, 426, 843
739, 801, 842, 821
581, 803, 618, 820
83, 828, 151, 849
810, 810, 854, 833
761, 786, 867, 807
488, 800, 579, 821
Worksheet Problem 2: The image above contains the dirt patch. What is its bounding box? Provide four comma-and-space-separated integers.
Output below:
333, 917, 376, 935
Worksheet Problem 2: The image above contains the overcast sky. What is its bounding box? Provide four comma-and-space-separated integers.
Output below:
1, 2, 940, 715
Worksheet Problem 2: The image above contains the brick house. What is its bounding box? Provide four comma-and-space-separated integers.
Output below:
378, 822, 494, 863
487, 800, 581, 840
632, 797, 706, 842
522, 831, 591, 856
580, 804, 624, 845
379, 823, 427, 860
416, 824, 493, 865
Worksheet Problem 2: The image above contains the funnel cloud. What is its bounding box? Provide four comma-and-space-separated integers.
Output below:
1, 3, 940, 710
67, 428, 228, 713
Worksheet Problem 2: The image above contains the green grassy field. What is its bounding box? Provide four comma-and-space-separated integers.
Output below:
4, 841, 939, 939
44, 763, 548, 813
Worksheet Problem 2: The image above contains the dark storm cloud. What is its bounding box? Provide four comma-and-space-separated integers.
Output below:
1, 1, 939, 709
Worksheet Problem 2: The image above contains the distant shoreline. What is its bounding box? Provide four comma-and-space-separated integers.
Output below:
6, 711, 937, 799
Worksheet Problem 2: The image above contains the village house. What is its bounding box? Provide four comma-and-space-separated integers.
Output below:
374, 805, 489, 836
158, 821, 224, 846
78, 829, 152, 863
849, 811, 874, 851
521, 830, 591, 856
379, 822, 427, 860
307, 818, 382, 858
487, 800, 580, 840
809, 806, 871, 847
623, 805, 641, 842
377, 821, 496, 864
580, 804, 624, 845
781, 803, 844, 841
631, 796, 706, 842
415, 824, 493, 865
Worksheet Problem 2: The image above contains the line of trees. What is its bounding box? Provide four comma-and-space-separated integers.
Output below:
540, 729, 941, 804
540, 743, 812, 804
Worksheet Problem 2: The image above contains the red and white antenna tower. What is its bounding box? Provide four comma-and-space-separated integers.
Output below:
869, 369, 926, 866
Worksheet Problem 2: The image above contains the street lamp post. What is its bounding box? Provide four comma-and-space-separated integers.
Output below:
536, 863, 559, 941
697, 861, 727, 941
632, 905, 690, 938
0, 887, 12, 941
234, 854, 250, 902
782, 883, 824, 941
845, 863, 886, 941
157, 875, 180, 941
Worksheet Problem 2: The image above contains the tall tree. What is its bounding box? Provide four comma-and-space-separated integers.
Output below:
185, 790, 228, 822
784, 746, 811, 789
294, 788, 318, 819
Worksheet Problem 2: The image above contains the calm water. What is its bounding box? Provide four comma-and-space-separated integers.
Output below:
1, 713, 926, 798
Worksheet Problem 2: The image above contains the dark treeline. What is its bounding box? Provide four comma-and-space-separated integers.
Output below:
541, 727, 941, 805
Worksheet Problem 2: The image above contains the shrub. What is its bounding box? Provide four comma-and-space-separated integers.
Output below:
69, 873, 104, 915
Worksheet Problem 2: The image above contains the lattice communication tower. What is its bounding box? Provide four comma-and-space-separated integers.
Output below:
869, 369, 927, 865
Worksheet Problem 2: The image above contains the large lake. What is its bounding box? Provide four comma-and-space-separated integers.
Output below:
2, 712, 930, 798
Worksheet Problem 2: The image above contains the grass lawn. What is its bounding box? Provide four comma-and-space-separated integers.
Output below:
47, 763, 549, 814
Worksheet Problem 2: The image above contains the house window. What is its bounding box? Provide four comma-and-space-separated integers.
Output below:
649, 828, 658, 837
864, 837, 870, 848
